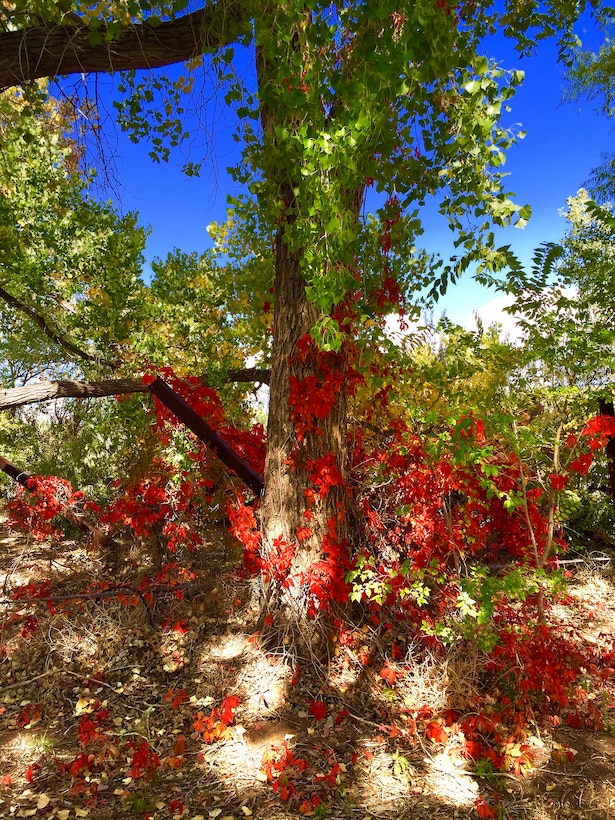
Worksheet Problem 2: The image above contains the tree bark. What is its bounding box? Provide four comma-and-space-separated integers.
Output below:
259, 230, 354, 650
0, 2, 248, 91
0, 368, 270, 411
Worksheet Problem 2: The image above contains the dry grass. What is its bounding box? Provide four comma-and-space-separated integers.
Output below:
0, 521, 615, 819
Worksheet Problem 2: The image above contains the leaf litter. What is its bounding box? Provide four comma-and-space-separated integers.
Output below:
0, 520, 614, 819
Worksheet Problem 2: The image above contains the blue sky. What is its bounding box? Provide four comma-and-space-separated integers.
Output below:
99, 14, 613, 325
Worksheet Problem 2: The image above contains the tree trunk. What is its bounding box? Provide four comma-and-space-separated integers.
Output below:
259, 232, 352, 645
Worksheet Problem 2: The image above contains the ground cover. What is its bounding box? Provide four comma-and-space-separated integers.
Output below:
0, 518, 614, 820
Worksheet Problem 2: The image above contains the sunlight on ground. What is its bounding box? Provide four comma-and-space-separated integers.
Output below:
355, 745, 414, 813
207, 633, 250, 661
551, 569, 615, 642
395, 651, 450, 713
236, 651, 291, 715
423, 749, 479, 806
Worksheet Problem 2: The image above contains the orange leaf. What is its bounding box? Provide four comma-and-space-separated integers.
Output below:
379, 665, 397, 685
426, 720, 448, 744
475, 797, 496, 818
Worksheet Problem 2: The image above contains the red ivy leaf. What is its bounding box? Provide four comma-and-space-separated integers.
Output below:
308, 700, 328, 721
379, 664, 397, 685
425, 720, 448, 744
549, 473, 570, 491
475, 796, 496, 818
172, 620, 189, 634
570, 453, 593, 476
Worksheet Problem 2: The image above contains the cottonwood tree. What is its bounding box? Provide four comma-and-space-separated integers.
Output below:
0, 0, 602, 634
566, 14, 615, 201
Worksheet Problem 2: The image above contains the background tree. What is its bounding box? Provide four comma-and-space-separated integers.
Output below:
567, 14, 615, 200
498, 191, 615, 538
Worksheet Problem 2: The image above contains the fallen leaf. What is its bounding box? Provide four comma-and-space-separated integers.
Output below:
57, 811, 70, 820
36, 794, 50, 809
74, 698, 92, 715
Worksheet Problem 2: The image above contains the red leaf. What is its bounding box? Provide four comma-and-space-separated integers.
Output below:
549, 473, 569, 491
475, 797, 496, 818
308, 700, 328, 721
379, 665, 397, 685
220, 695, 240, 726
425, 720, 448, 744
172, 620, 189, 634
570, 453, 593, 476
24, 764, 41, 783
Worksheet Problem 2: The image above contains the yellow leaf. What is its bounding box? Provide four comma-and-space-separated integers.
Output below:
36, 794, 50, 809
74, 697, 92, 715
57, 811, 70, 820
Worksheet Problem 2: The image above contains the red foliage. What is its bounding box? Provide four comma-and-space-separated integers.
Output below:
6, 475, 83, 541
308, 700, 328, 721
193, 695, 240, 744
78, 707, 110, 746
126, 740, 160, 781
262, 742, 309, 803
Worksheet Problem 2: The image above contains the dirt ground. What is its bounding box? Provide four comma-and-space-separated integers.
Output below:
1, 518, 615, 820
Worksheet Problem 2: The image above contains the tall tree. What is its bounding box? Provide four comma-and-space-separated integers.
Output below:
566, 14, 615, 200
0, 0, 601, 633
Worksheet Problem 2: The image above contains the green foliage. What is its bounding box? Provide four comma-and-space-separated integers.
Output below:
0, 88, 149, 378
566, 17, 615, 200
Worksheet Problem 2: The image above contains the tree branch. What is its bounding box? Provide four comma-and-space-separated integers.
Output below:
0, 2, 248, 92
0, 368, 270, 411
0, 285, 116, 369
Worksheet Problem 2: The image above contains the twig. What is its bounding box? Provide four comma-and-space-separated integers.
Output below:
0, 581, 194, 607
1, 669, 56, 691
